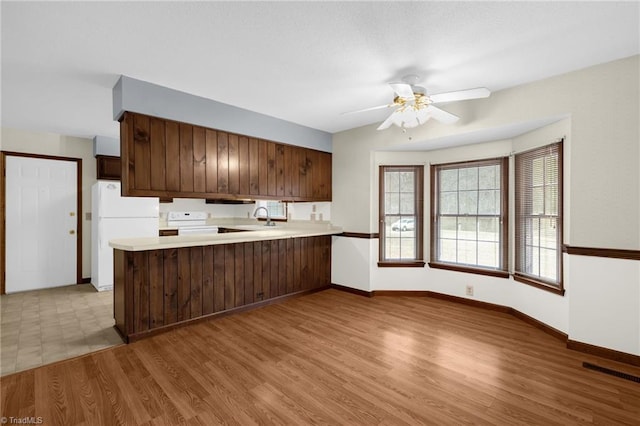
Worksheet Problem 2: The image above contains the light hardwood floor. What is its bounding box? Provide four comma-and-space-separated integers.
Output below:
1, 289, 639, 425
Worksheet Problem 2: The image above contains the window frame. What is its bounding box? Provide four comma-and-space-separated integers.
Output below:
429, 157, 509, 278
378, 165, 425, 267
514, 141, 564, 295
254, 200, 288, 221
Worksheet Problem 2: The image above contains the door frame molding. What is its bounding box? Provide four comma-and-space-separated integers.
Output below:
1, 151, 83, 294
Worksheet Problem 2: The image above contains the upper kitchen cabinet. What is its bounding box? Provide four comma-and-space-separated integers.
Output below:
96, 155, 121, 180
120, 111, 331, 201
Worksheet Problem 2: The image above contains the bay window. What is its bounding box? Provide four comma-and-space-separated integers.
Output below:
430, 158, 509, 277
514, 141, 564, 294
379, 165, 424, 266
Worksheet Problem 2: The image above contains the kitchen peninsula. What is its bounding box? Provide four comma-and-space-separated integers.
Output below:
110, 224, 341, 342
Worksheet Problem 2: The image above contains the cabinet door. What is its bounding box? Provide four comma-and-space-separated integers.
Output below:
289, 146, 300, 198
228, 134, 239, 194
205, 129, 218, 193
150, 117, 166, 191
238, 136, 250, 196
165, 121, 180, 192
307, 149, 318, 199
298, 146, 309, 199
193, 126, 206, 193
283, 145, 293, 199
96, 155, 121, 180
217, 132, 229, 193
120, 113, 131, 193
179, 124, 194, 192
133, 114, 151, 190
248, 138, 260, 196
275, 144, 285, 197
319, 151, 332, 201
266, 141, 276, 196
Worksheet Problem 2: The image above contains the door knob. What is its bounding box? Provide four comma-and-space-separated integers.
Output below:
69, 230, 75, 235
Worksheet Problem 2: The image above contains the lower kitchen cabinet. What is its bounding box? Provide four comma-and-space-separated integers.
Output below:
113, 235, 331, 342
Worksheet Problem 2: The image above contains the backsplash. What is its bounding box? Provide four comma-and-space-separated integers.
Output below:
158, 198, 252, 220
158, 198, 331, 223
287, 201, 331, 222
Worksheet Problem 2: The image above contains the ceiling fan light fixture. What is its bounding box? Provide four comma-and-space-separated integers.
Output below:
391, 108, 426, 129
416, 108, 431, 125
345, 75, 489, 130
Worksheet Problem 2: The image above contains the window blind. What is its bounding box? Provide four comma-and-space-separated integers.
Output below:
514, 141, 563, 290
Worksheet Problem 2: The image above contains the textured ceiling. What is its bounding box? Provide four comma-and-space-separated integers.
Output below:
1, 1, 639, 141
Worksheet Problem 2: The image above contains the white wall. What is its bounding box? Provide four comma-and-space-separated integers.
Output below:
331, 236, 373, 292
1, 127, 96, 279
287, 201, 331, 222
334, 55, 639, 247
331, 55, 640, 356
568, 255, 639, 355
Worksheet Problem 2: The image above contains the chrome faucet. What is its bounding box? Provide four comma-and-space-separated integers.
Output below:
253, 206, 275, 226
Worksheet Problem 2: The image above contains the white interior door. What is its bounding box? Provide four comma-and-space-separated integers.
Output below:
5, 156, 78, 293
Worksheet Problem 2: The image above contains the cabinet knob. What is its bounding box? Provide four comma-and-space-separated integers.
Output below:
69, 230, 75, 235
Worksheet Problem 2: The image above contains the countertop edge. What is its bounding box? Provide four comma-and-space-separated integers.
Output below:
110, 228, 343, 251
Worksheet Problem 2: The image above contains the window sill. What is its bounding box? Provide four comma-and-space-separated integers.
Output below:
513, 273, 565, 296
378, 261, 426, 268
428, 262, 509, 278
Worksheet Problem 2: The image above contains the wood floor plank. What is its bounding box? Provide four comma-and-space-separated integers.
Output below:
76, 356, 118, 425
3, 289, 640, 425
88, 351, 139, 425
47, 363, 86, 425
1, 369, 35, 419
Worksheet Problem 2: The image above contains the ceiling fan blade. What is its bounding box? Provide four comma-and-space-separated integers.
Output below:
429, 87, 490, 104
389, 83, 415, 100
426, 105, 459, 124
377, 111, 397, 130
341, 104, 391, 115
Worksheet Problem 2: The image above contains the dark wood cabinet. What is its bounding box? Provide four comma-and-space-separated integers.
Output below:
96, 155, 121, 180
113, 235, 332, 342
120, 111, 331, 201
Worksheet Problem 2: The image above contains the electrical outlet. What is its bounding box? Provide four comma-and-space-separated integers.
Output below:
465, 285, 474, 296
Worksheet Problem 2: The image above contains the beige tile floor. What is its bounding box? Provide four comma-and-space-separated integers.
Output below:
0, 284, 123, 376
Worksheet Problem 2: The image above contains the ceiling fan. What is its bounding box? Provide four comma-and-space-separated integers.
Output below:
345, 75, 490, 131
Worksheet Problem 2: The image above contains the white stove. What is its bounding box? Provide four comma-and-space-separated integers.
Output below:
167, 211, 218, 235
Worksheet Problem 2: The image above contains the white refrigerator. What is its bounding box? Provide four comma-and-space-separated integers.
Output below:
91, 181, 159, 291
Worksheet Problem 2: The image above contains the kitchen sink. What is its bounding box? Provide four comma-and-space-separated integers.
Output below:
229, 224, 278, 231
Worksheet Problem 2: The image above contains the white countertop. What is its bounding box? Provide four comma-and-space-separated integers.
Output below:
109, 225, 343, 251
